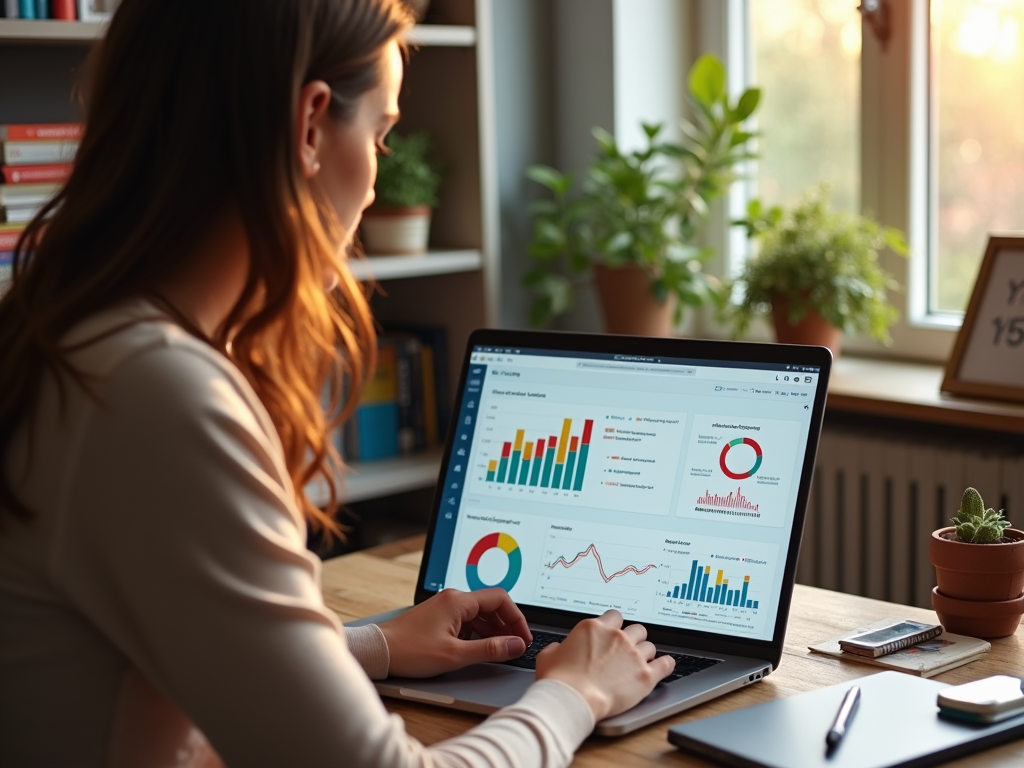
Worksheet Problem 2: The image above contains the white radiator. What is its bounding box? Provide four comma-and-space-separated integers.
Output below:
799, 423, 1024, 609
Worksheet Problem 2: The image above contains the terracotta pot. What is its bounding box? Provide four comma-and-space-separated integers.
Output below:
592, 263, 676, 337
360, 206, 432, 255
931, 588, 1024, 638
929, 527, 1024, 638
770, 296, 842, 359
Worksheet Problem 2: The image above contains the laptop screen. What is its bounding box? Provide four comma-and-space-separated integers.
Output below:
421, 344, 824, 643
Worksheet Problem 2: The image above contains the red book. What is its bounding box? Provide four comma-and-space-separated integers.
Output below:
51, 0, 76, 19
0, 123, 83, 141
0, 228, 26, 251
1, 164, 73, 184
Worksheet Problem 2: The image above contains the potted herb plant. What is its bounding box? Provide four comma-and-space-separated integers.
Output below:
729, 187, 908, 358
930, 487, 1024, 638
360, 131, 442, 256
523, 54, 760, 336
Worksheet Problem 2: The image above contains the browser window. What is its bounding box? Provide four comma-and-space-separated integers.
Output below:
423, 346, 823, 642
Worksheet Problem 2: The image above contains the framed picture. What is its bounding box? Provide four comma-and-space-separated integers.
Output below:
942, 234, 1024, 403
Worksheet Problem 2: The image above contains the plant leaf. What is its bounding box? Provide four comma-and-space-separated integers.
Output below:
689, 54, 727, 108
731, 88, 761, 122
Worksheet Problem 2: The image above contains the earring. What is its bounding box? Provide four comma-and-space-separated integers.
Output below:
312, 160, 321, 174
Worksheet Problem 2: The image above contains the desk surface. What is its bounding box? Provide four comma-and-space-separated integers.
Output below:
322, 536, 1024, 767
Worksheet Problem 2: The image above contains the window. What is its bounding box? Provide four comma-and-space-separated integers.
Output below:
715, 0, 1024, 361
748, 0, 861, 213
929, 0, 1024, 316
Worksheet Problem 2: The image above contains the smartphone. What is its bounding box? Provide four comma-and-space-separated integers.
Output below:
938, 676, 1024, 724
838, 620, 941, 657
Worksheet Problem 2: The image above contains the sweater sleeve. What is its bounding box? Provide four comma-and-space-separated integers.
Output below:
344, 625, 390, 680
51, 343, 594, 768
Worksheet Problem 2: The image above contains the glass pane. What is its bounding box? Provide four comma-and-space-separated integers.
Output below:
749, 0, 861, 212
932, 0, 1024, 313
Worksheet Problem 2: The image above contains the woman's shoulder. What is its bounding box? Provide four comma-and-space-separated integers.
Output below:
65, 297, 229, 377
64, 297, 274, 439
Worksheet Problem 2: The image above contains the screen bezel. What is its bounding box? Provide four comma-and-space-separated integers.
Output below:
414, 329, 833, 669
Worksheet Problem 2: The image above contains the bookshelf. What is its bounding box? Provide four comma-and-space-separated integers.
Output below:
0, 0, 500, 507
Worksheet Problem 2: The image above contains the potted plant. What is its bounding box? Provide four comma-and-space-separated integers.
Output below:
523, 54, 760, 336
930, 487, 1024, 638
360, 131, 442, 256
729, 187, 908, 358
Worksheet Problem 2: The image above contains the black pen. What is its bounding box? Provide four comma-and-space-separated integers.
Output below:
826, 685, 861, 752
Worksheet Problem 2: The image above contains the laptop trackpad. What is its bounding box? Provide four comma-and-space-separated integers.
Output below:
384, 664, 533, 710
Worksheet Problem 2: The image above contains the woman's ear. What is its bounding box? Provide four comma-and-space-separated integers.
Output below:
296, 80, 333, 179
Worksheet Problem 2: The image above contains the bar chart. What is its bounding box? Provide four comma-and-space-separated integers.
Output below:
485, 418, 594, 492
666, 559, 759, 609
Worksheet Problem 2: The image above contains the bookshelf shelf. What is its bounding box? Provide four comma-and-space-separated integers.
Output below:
308, 448, 443, 507
0, 20, 475, 47
2, 0, 498, 510
0, 19, 104, 44
405, 24, 476, 47
351, 249, 481, 282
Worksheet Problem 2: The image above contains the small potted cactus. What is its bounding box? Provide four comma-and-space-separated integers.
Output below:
929, 487, 1024, 638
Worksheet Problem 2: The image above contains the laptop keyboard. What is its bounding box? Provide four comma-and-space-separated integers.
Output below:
501, 630, 723, 683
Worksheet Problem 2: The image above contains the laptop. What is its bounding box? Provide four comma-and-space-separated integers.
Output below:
347, 329, 832, 735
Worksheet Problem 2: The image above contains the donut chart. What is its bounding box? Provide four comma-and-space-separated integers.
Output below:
466, 532, 522, 592
719, 437, 763, 480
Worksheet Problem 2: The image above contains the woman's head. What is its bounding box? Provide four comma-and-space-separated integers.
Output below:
0, 0, 413, 531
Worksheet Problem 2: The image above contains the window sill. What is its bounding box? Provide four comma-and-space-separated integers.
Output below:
828, 356, 1024, 435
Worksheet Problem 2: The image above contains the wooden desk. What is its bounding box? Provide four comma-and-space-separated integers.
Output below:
322, 536, 1024, 766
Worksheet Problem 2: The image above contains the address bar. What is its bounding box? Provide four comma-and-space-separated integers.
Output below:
576, 362, 697, 376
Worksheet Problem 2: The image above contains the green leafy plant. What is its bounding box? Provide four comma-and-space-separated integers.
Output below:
373, 131, 442, 209
952, 487, 1011, 544
728, 187, 909, 343
523, 54, 760, 328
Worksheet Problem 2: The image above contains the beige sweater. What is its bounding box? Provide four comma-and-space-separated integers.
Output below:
0, 299, 594, 768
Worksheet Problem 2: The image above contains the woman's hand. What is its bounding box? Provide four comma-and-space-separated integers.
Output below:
378, 588, 532, 678
535, 610, 675, 722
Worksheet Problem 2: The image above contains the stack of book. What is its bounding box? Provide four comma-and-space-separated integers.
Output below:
0, 122, 79, 225
0, 0, 102, 19
341, 328, 450, 462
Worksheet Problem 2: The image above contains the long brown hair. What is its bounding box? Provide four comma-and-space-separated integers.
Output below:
0, 0, 413, 535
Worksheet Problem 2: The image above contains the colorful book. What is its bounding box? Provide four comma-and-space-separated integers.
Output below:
389, 325, 450, 441
18, 0, 34, 19
1, 164, 73, 184
809, 618, 991, 678
77, 0, 117, 22
0, 252, 12, 292
1, 0, 15, 18
34, 0, 48, 18
0, 226, 26, 251
392, 335, 418, 454
51, 0, 74, 18
1, 140, 78, 166
420, 344, 439, 447
0, 204, 39, 224
0, 182, 58, 206
346, 342, 400, 461
0, 123, 83, 141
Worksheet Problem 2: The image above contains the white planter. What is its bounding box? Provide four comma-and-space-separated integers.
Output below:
360, 206, 432, 255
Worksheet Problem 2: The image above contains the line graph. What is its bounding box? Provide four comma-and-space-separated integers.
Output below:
545, 544, 656, 583
535, 532, 660, 616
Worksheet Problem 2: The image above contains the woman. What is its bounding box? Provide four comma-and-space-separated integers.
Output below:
0, 1, 674, 766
